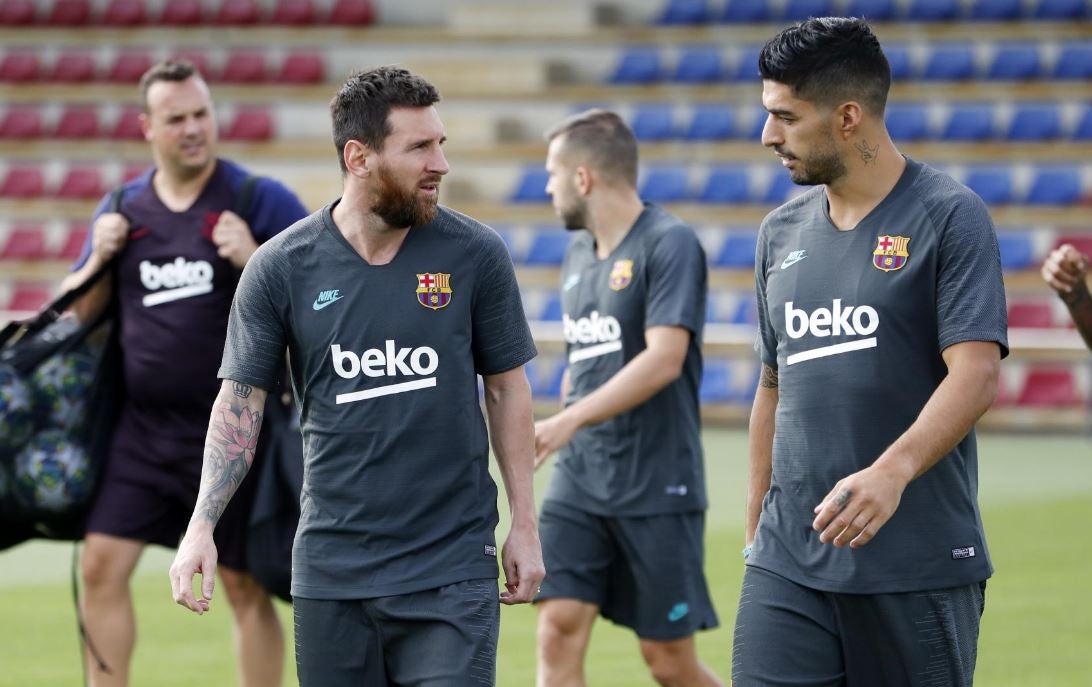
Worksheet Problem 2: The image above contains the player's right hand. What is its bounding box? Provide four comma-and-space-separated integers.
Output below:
169, 527, 218, 615
1042, 244, 1089, 297
90, 212, 130, 265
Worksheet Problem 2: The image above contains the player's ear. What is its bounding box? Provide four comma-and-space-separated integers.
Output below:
343, 139, 371, 179
574, 166, 593, 196
139, 112, 152, 142
836, 101, 863, 139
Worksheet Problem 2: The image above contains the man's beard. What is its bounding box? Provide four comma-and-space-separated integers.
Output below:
371, 165, 440, 229
780, 130, 847, 187
559, 198, 588, 231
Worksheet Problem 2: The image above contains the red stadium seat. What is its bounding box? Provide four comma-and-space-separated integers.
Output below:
122, 164, 148, 182
221, 51, 268, 83
159, 0, 203, 24
50, 52, 97, 82
1018, 368, 1083, 407
56, 167, 104, 200
108, 51, 153, 83
224, 107, 273, 141
1007, 302, 1055, 329
56, 224, 89, 261
0, 0, 36, 25
329, 0, 374, 24
54, 107, 100, 139
278, 52, 324, 83
216, 0, 260, 24
168, 50, 215, 80
1053, 235, 1092, 259
111, 106, 144, 140
8, 284, 53, 313
0, 51, 39, 82
272, 0, 315, 24
47, 0, 90, 25
0, 166, 44, 198
0, 225, 47, 260
102, 0, 146, 25
0, 107, 43, 139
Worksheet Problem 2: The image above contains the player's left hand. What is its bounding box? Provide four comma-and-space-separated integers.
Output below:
812, 463, 909, 548
211, 210, 258, 269
499, 523, 545, 605
533, 412, 579, 469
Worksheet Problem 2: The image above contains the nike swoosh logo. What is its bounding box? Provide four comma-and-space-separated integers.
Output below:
781, 255, 807, 269
312, 296, 344, 311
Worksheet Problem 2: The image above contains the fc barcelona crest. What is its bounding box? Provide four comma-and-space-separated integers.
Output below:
609, 259, 634, 291
872, 235, 910, 272
416, 272, 453, 310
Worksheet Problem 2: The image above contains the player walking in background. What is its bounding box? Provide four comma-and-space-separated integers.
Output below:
61, 60, 307, 687
734, 18, 1007, 686
533, 109, 723, 687
169, 66, 544, 686
1042, 244, 1092, 350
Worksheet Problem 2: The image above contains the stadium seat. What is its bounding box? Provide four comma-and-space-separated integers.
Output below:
721, 0, 770, 22
0, 107, 43, 139
159, 0, 203, 24
221, 51, 268, 83
685, 105, 734, 140
964, 167, 1013, 204
1007, 302, 1055, 328
122, 164, 147, 183
47, 0, 90, 25
102, 0, 147, 26
1054, 235, 1092, 258
995, 231, 1035, 270
1034, 0, 1086, 19
50, 52, 96, 82
639, 167, 691, 203
657, 0, 712, 25
971, 0, 1021, 20
700, 360, 732, 403
885, 103, 929, 141
846, 0, 896, 20
272, 0, 315, 24
763, 172, 797, 205
714, 233, 758, 268
540, 294, 563, 321
745, 106, 768, 140
8, 284, 53, 313
1006, 104, 1061, 141
328, 0, 375, 24
883, 44, 912, 81
731, 297, 759, 325
524, 230, 570, 266
56, 224, 88, 261
673, 46, 725, 83
510, 169, 550, 203
1075, 106, 1092, 141
1026, 167, 1081, 205
56, 167, 104, 200
278, 52, 324, 83
732, 46, 763, 82
630, 104, 675, 142
108, 51, 153, 83
216, 0, 260, 24
784, 0, 833, 21
0, 226, 47, 260
54, 107, 100, 139
0, 0, 35, 25
111, 106, 143, 140
609, 48, 662, 84
941, 104, 995, 141
923, 45, 975, 80
906, 0, 960, 21
529, 358, 566, 397
1053, 43, 1092, 80
699, 166, 750, 204
987, 43, 1041, 80
224, 107, 273, 141
169, 50, 214, 80
0, 51, 40, 82
0, 166, 44, 198
1017, 369, 1082, 407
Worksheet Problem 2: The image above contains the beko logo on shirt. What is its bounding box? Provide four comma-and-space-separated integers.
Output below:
784, 300, 879, 366
139, 257, 214, 307
330, 341, 438, 404
564, 311, 623, 363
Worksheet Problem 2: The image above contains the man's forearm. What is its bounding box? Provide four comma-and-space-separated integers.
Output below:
1060, 283, 1092, 352
484, 372, 537, 527
60, 257, 112, 325
565, 346, 680, 428
746, 368, 778, 545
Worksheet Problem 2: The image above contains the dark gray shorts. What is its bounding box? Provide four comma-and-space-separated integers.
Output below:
732, 566, 986, 687
294, 578, 500, 687
535, 499, 718, 641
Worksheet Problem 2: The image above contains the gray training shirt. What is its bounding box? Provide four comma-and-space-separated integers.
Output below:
750, 157, 1008, 594
219, 203, 537, 599
545, 203, 709, 516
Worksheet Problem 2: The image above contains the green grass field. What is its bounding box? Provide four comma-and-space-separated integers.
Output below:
2, 429, 1091, 686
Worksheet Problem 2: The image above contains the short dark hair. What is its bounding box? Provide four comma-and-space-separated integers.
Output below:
329, 66, 441, 173
139, 59, 200, 112
545, 109, 638, 187
759, 17, 891, 115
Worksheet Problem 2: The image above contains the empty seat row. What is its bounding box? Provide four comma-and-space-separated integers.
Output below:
0, 223, 87, 261
0, 106, 273, 142
609, 42, 1092, 84
657, 0, 1088, 24
0, 49, 324, 85
0, 0, 374, 26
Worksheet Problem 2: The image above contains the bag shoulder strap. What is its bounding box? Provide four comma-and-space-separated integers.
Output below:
234, 175, 261, 221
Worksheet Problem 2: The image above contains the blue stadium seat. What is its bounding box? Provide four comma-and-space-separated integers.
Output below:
630, 103, 676, 141
745, 106, 768, 141
657, 0, 713, 24
884, 44, 913, 81
510, 168, 549, 203
685, 104, 734, 140
731, 297, 759, 325
609, 47, 663, 84
524, 230, 571, 265
987, 43, 1041, 80
995, 231, 1035, 270
906, 0, 960, 20
763, 171, 797, 205
964, 167, 1014, 204
1053, 43, 1092, 80
714, 233, 759, 267
923, 45, 976, 80
699, 166, 751, 203
1034, 0, 1087, 19
1007, 104, 1061, 141
639, 167, 691, 203
540, 294, 563, 321
971, 0, 1021, 20
1075, 106, 1092, 140
885, 103, 930, 140
721, 0, 770, 22
673, 46, 725, 83
529, 357, 566, 397
732, 46, 763, 82
846, 0, 896, 20
784, 0, 833, 20
1027, 167, 1082, 205
700, 360, 733, 403
941, 104, 995, 141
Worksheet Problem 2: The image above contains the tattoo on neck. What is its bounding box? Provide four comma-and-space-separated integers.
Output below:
232, 382, 253, 399
760, 364, 779, 389
854, 140, 879, 165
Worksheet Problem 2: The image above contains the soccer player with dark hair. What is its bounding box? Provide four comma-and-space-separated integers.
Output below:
62, 59, 308, 687
169, 65, 544, 686
1042, 244, 1092, 350
734, 18, 1007, 686
533, 109, 722, 687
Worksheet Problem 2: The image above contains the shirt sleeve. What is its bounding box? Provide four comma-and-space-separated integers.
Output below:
246, 178, 309, 243
644, 225, 707, 337
218, 244, 291, 390
754, 218, 778, 369
934, 191, 1009, 358
471, 229, 538, 375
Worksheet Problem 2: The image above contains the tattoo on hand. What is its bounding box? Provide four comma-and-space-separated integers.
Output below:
232, 382, 252, 399
1062, 287, 1090, 308
854, 140, 879, 165
760, 364, 779, 389
195, 395, 263, 524
835, 489, 852, 509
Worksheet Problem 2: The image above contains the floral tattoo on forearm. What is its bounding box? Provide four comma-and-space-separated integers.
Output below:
195, 383, 263, 524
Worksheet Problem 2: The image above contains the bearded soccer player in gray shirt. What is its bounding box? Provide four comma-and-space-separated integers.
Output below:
731, 18, 1008, 687
169, 67, 544, 686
